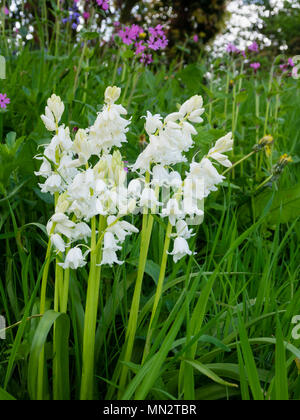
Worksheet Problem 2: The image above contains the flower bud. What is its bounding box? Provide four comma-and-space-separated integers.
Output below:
105, 86, 121, 105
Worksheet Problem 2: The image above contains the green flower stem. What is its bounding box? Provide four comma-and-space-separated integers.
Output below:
224, 67, 230, 121
222, 151, 256, 176
80, 216, 105, 400
61, 268, 70, 314
255, 174, 273, 191
55, 0, 61, 57
142, 221, 173, 363
112, 50, 121, 86
37, 238, 52, 400
255, 79, 260, 179
118, 172, 155, 397
73, 41, 88, 99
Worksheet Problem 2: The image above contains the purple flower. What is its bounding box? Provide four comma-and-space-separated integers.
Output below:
288, 58, 295, 67
140, 53, 153, 66
149, 24, 165, 38
226, 43, 240, 54
0, 93, 10, 109
250, 62, 261, 72
135, 41, 146, 55
118, 28, 135, 45
96, 0, 109, 11
193, 35, 199, 43
62, 2, 80, 27
248, 42, 259, 53
83, 12, 90, 20
147, 34, 168, 51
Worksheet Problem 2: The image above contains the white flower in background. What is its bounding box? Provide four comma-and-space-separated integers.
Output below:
207, 132, 234, 168
50, 233, 66, 253
59, 248, 87, 270
175, 220, 194, 240
169, 237, 194, 263
144, 111, 163, 135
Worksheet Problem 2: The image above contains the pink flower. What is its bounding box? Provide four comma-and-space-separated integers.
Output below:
248, 42, 259, 53
83, 12, 90, 20
0, 93, 10, 109
288, 58, 295, 67
135, 41, 146, 55
193, 35, 199, 43
226, 43, 239, 54
250, 62, 261, 72
149, 25, 165, 38
148, 34, 168, 51
118, 28, 135, 45
4, 6, 9, 15
140, 53, 153, 66
96, 0, 109, 11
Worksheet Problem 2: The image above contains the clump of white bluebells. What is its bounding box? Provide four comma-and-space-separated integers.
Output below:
131, 96, 234, 263
36, 88, 233, 268
36, 87, 137, 269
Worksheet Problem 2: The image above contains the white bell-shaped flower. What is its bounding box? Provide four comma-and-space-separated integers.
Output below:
175, 220, 194, 240
169, 237, 194, 263
59, 248, 87, 270
50, 234, 66, 253
101, 249, 124, 266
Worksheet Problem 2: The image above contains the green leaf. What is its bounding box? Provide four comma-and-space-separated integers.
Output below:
238, 316, 264, 400
81, 31, 99, 40
275, 316, 289, 400
183, 359, 239, 388
0, 387, 16, 400
240, 185, 300, 225
235, 91, 248, 104
28, 311, 70, 400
